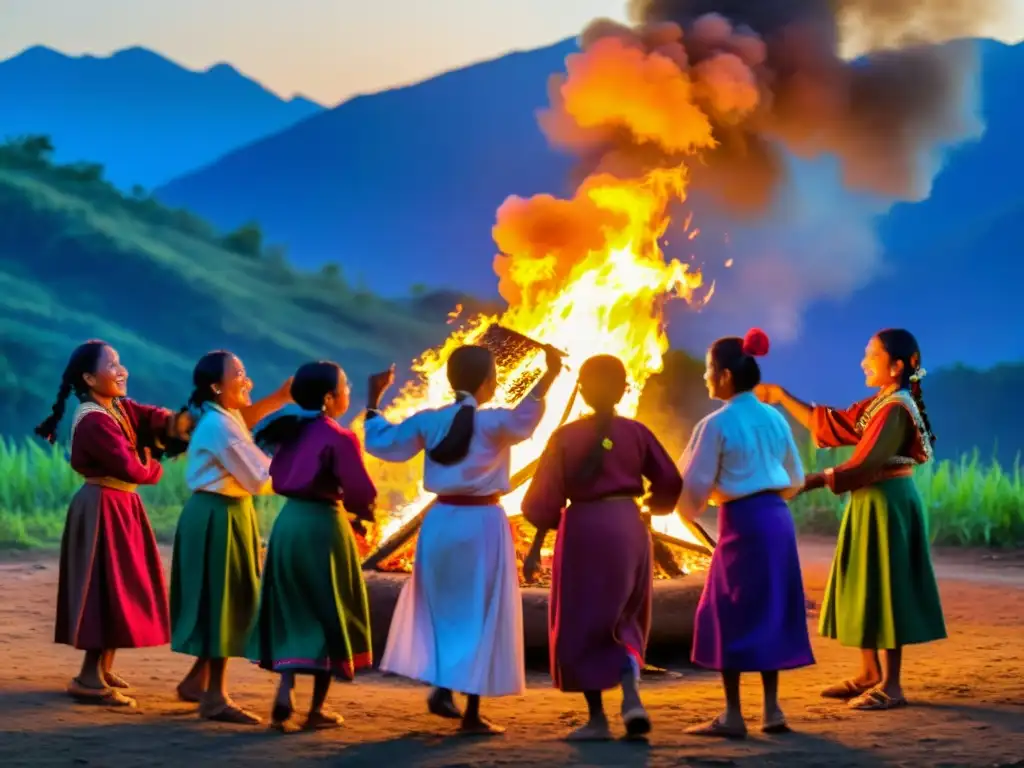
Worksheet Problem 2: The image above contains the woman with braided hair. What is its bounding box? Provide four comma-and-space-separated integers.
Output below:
677, 329, 814, 739
35, 340, 193, 707
756, 328, 946, 712
521, 354, 682, 741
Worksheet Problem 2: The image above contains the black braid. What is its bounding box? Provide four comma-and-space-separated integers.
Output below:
910, 379, 937, 445
34, 380, 74, 444
34, 340, 108, 444
575, 405, 616, 483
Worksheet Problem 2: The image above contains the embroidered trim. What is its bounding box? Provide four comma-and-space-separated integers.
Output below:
855, 389, 933, 464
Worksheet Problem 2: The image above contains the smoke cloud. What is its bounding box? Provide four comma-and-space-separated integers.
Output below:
494, 0, 994, 336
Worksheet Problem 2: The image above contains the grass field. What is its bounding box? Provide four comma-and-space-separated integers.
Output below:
1, 436, 1021, 551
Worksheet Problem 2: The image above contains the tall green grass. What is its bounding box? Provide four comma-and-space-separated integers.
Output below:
0, 436, 1021, 550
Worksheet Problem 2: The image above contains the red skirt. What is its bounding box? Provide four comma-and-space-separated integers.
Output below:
55, 483, 170, 650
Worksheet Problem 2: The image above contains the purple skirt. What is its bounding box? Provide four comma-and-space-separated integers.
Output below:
691, 491, 814, 672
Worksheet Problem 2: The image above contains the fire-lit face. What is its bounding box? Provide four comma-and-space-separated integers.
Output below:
217, 355, 253, 410
861, 336, 901, 389
83, 345, 128, 399
703, 351, 732, 402
323, 368, 351, 419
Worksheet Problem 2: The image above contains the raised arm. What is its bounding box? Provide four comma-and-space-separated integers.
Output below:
675, 417, 722, 520
362, 410, 427, 462
521, 430, 567, 532
486, 392, 547, 446
74, 413, 163, 485
824, 404, 908, 495
331, 430, 378, 520
640, 425, 684, 515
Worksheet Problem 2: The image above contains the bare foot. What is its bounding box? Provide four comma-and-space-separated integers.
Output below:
685, 712, 747, 740
460, 715, 506, 736
199, 697, 263, 725
565, 719, 613, 741
270, 701, 299, 734
103, 671, 131, 689
176, 679, 206, 704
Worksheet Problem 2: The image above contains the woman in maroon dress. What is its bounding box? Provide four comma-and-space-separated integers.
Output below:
521, 355, 683, 741
35, 340, 192, 706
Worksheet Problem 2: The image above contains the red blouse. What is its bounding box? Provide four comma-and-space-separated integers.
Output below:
809, 390, 932, 495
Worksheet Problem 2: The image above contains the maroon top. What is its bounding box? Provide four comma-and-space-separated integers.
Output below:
522, 415, 683, 531
269, 415, 377, 519
70, 399, 171, 485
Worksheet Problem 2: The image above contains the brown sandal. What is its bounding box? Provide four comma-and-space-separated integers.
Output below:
849, 689, 908, 711
685, 717, 747, 740
821, 679, 874, 700
200, 701, 263, 725
68, 678, 136, 708
303, 709, 344, 730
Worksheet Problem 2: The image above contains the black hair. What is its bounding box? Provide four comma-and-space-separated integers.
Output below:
253, 361, 343, 448
187, 350, 232, 410
875, 328, 937, 445
34, 340, 108, 444
709, 337, 763, 393
575, 355, 628, 483
428, 345, 496, 466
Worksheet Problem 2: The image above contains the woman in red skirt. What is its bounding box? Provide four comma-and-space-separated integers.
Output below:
35, 340, 192, 707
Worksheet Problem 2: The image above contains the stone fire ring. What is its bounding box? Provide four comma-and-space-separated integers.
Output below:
364, 569, 707, 660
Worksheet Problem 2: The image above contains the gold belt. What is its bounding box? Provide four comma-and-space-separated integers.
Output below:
85, 477, 139, 493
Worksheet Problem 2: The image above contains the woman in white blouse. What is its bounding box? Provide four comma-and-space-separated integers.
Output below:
676, 329, 814, 739
169, 351, 290, 725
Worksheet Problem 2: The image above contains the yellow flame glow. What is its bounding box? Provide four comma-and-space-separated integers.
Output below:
360, 166, 710, 550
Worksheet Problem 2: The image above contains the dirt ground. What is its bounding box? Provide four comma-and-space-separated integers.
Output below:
0, 537, 1022, 768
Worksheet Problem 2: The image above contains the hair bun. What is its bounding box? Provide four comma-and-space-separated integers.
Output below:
742, 327, 770, 357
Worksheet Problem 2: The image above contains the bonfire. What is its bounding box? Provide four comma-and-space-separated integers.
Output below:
353, 166, 717, 585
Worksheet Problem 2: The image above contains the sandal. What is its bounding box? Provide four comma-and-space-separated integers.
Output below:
849, 689, 908, 711
303, 709, 345, 730
761, 716, 792, 734
200, 701, 263, 725
821, 679, 875, 700
68, 678, 136, 708
685, 717, 747, 740
565, 721, 613, 741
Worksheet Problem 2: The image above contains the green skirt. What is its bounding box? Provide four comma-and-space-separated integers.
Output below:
170, 492, 262, 658
246, 498, 372, 679
819, 476, 947, 649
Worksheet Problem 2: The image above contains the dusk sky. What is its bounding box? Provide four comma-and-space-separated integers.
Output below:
2, 0, 1023, 105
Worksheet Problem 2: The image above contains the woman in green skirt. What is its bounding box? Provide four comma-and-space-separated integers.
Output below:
248, 361, 378, 732
756, 328, 946, 711
171, 351, 291, 724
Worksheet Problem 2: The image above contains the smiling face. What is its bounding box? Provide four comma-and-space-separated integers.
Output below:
703, 351, 733, 402
217, 355, 253, 410
322, 367, 351, 419
82, 345, 128, 399
861, 335, 902, 389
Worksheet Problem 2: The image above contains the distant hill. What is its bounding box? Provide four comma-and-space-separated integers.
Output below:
0, 137, 447, 438
0, 45, 323, 189
153, 37, 1024, 404
156, 39, 577, 290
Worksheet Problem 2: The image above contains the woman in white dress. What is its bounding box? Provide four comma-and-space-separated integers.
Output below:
363, 343, 562, 735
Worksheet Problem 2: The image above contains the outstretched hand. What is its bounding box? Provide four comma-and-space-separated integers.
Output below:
799, 472, 828, 495
754, 383, 782, 405
272, 377, 294, 406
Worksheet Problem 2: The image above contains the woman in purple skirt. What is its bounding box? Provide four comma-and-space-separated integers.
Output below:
522, 355, 683, 741
676, 328, 814, 739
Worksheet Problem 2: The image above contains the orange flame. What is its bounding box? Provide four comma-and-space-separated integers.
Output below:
359, 30, 725, 550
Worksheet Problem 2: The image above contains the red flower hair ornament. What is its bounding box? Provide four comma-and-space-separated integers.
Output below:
741, 327, 770, 357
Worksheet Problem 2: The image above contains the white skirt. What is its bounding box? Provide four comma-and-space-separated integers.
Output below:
380, 502, 526, 697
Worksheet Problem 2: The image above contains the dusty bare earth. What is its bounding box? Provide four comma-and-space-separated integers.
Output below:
0, 537, 1022, 768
